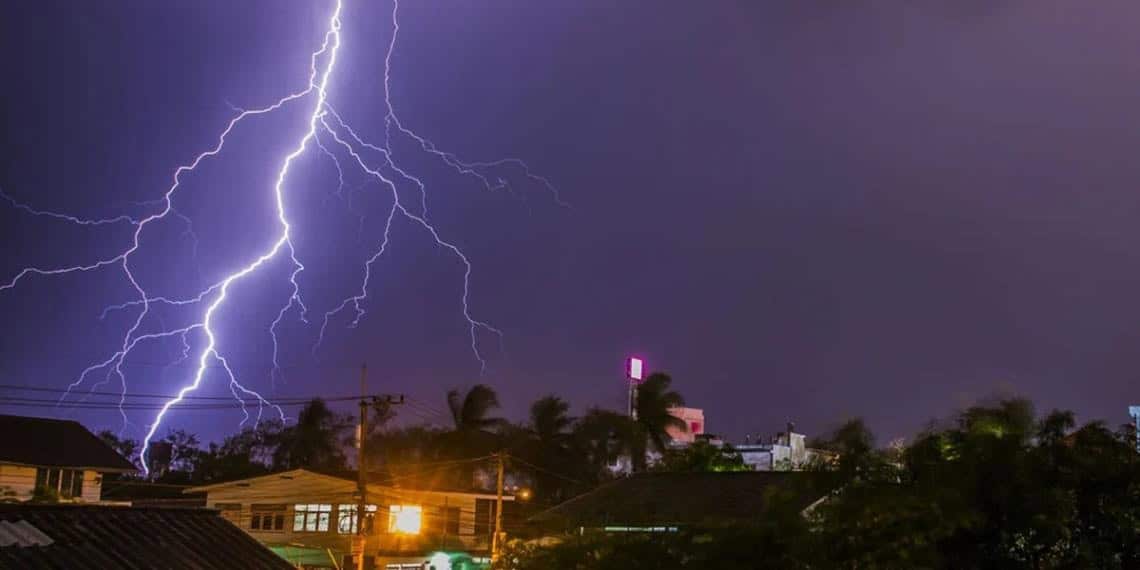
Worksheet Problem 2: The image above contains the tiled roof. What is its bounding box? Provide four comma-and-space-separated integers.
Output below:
530, 471, 826, 529
0, 504, 293, 569
0, 415, 135, 472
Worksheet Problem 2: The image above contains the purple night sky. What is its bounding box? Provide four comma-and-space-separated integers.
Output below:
3, 0, 1140, 447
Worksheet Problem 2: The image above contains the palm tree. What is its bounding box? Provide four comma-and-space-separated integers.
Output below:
632, 372, 687, 471
523, 396, 576, 500
529, 395, 574, 446
270, 399, 352, 471
446, 384, 505, 432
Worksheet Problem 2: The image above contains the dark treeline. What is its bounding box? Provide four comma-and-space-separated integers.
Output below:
499, 399, 1140, 569
100, 372, 698, 502
96, 378, 1140, 568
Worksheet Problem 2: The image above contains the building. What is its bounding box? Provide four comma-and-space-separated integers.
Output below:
0, 415, 135, 503
665, 407, 705, 444
186, 468, 513, 569
736, 427, 831, 472
528, 471, 827, 533
0, 503, 292, 569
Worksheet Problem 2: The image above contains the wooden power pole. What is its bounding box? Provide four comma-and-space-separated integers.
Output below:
491, 451, 506, 562
355, 363, 368, 570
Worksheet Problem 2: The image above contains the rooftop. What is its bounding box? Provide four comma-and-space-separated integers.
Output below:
530, 471, 826, 529
0, 503, 292, 569
0, 415, 135, 472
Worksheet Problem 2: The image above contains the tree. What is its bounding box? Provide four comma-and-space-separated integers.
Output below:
529, 395, 574, 446
808, 398, 1140, 569
520, 396, 577, 501
194, 425, 274, 483
571, 408, 634, 481
97, 430, 140, 464
447, 384, 505, 433
270, 399, 352, 471
631, 372, 686, 471
654, 441, 749, 473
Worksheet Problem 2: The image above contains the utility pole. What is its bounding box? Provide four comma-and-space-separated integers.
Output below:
356, 363, 368, 570
491, 451, 506, 562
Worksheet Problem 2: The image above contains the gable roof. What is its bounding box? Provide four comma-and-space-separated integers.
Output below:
0, 504, 293, 569
0, 415, 135, 472
530, 471, 826, 529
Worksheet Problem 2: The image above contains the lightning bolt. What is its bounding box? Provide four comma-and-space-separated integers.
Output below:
2, 0, 563, 475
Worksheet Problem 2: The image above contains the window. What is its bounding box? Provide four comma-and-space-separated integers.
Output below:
34, 468, 84, 499
443, 506, 460, 536
293, 504, 332, 532
474, 499, 496, 537
387, 505, 422, 535
250, 504, 286, 532
215, 503, 242, 525
336, 504, 378, 534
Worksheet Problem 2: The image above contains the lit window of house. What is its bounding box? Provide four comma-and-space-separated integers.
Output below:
293, 504, 332, 532
336, 504, 378, 534
387, 505, 422, 535
250, 504, 286, 532
34, 468, 84, 499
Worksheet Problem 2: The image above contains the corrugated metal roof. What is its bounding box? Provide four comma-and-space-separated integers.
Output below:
0, 521, 53, 547
0, 504, 293, 569
0, 415, 135, 472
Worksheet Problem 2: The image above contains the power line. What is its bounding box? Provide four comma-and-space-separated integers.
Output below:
0, 384, 383, 402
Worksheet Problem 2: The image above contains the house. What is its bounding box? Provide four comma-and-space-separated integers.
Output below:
0, 503, 293, 569
0, 415, 135, 503
529, 471, 827, 533
186, 468, 514, 569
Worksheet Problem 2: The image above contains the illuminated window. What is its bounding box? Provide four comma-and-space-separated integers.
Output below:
293, 504, 332, 532
251, 504, 286, 532
337, 504, 378, 534
387, 505, 422, 535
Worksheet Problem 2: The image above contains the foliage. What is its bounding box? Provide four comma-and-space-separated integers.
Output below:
269, 398, 353, 471
447, 384, 506, 432
630, 372, 686, 471
30, 485, 60, 504
807, 399, 1140, 569
504, 397, 1140, 569
496, 522, 813, 570
653, 440, 749, 473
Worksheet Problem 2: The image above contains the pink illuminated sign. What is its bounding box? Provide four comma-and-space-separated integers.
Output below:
627, 357, 644, 381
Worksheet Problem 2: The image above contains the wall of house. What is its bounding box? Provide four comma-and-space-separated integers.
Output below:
199, 472, 503, 566
0, 465, 103, 502
665, 407, 705, 444
0, 465, 34, 500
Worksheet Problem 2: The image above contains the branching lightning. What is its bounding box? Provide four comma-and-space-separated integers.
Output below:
1, 0, 563, 475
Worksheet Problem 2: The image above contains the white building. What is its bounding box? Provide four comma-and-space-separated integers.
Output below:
736, 425, 826, 471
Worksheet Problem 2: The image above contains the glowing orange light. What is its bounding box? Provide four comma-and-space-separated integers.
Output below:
389, 505, 422, 534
